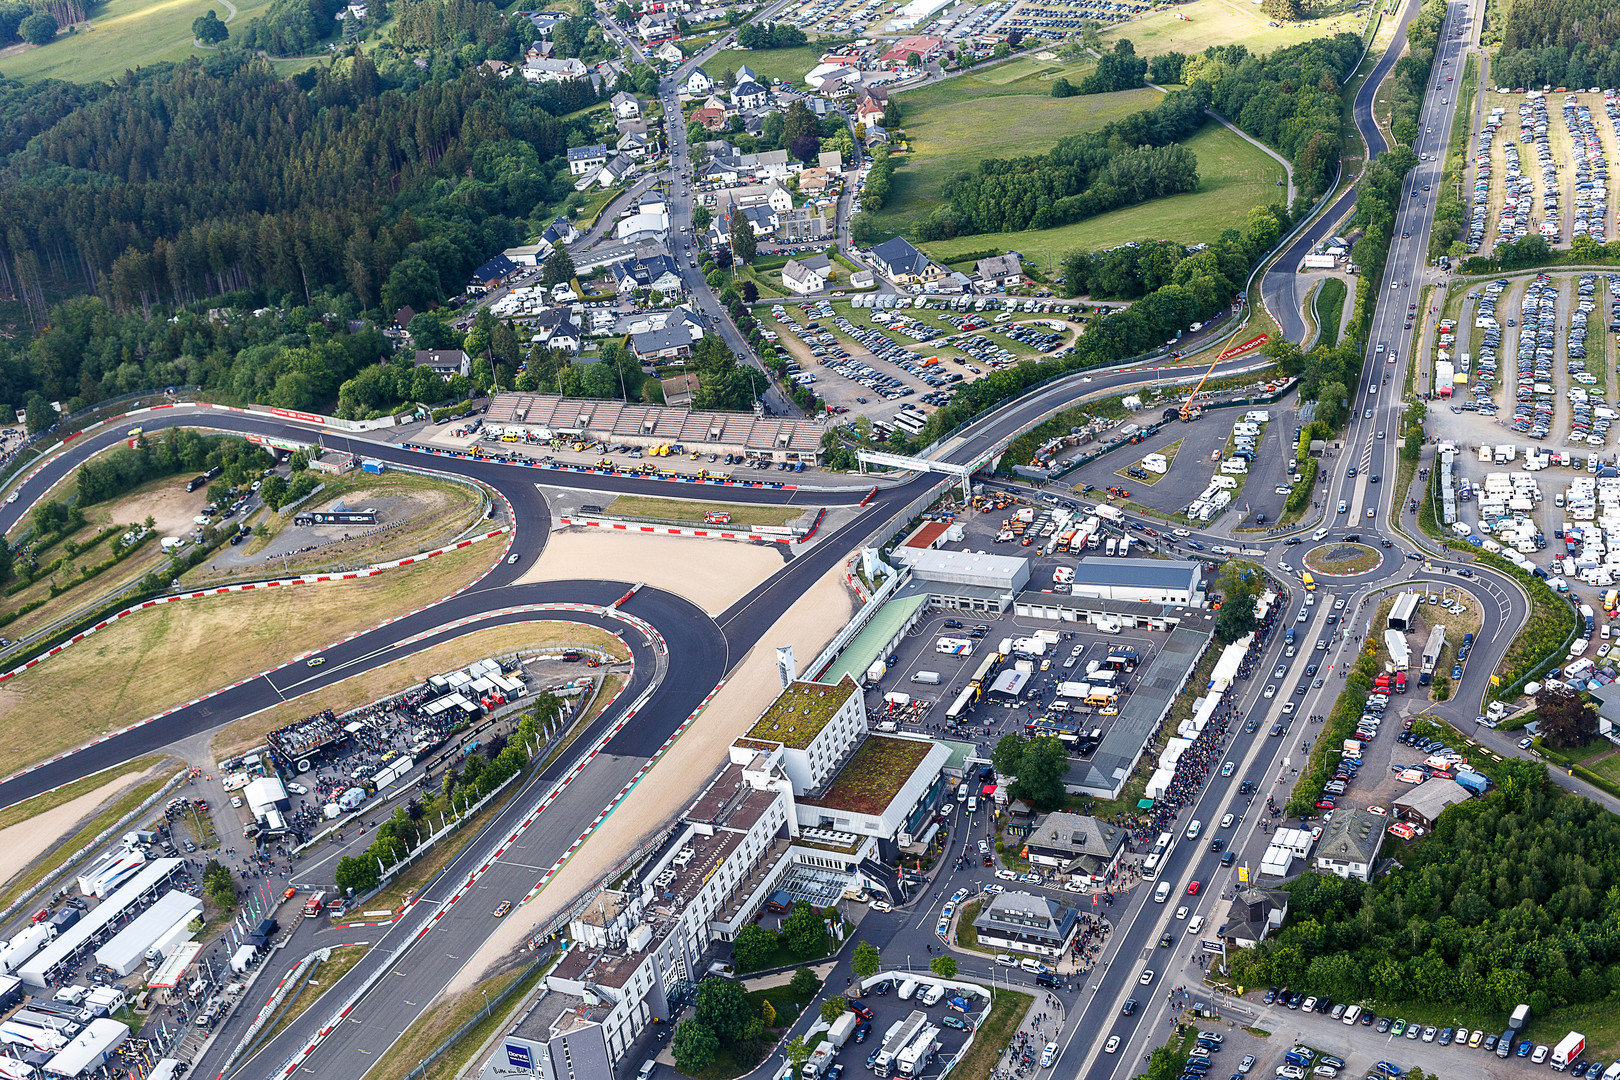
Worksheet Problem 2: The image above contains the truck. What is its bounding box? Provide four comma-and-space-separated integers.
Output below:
801, 1047, 834, 1079
1395, 671, 1406, 694
302, 892, 326, 919
1552, 1032, 1585, 1071
1510, 1004, 1531, 1031
873, 1012, 929, 1079
1455, 770, 1488, 796
910, 671, 941, 685
827, 1011, 858, 1051
894, 1023, 940, 1078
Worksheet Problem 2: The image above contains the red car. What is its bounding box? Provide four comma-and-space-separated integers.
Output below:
1187, 881, 1201, 895
1316, 798, 1337, 810
851, 1004, 874, 1021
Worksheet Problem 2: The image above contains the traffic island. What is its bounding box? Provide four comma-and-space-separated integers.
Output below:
1302, 541, 1384, 577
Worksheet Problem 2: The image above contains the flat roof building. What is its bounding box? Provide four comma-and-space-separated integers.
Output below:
1393, 779, 1470, 828
94, 890, 202, 977
889, 548, 1030, 593
740, 677, 866, 792
1066, 558, 1203, 606
482, 393, 823, 462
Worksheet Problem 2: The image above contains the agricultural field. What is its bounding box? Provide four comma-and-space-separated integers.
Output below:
707, 45, 825, 87
917, 120, 1287, 272
1099, 0, 1374, 57
0, 0, 278, 83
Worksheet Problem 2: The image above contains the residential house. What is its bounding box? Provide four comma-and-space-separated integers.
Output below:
798, 169, 835, 196
1313, 808, 1385, 882
748, 148, 798, 181
391, 305, 417, 330
971, 891, 1079, 958
818, 150, 844, 172
522, 11, 567, 36
732, 204, 779, 237
469, 254, 521, 290
691, 106, 727, 131
614, 205, 670, 244
611, 254, 684, 299
864, 124, 889, 144
333, 1, 366, 21
1218, 888, 1289, 950
868, 235, 942, 284
525, 40, 554, 59
541, 217, 580, 250
854, 93, 886, 129
531, 308, 582, 353
616, 130, 650, 159
735, 64, 758, 83
482, 59, 513, 78
681, 67, 714, 97
414, 350, 471, 379
781, 255, 831, 295
635, 10, 678, 42
714, 181, 794, 216
632, 323, 702, 361
1020, 812, 1127, 886
567, 145, 608, 177
593, 154, 636, 189
609, 91, 641, 120
732, 79, 770, 111
975, 253, 1024, 290
522, 56, 588, 82
653, 40, 684, 64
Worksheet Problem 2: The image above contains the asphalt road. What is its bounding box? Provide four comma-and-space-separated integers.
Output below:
1261, 0, 1424, 345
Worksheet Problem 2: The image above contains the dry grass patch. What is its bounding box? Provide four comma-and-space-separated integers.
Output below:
0, 545, 494, 772
364, 962, 539, 1080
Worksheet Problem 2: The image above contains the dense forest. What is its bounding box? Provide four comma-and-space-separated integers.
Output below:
1491, 0, 1620, 90
0, 46, 617, 418
1230, 761, 1620, 1020
915, 86, 1210, 240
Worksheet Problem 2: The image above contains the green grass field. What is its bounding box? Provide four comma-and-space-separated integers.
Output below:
1100, 0, 1370, 57
918, 120, 1286, 272
869, 79, 1157, 234
708, 45, 825, 88
0, 0, 277, 83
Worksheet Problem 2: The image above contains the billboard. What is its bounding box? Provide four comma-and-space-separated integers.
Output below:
504, 1042, 534, 1069
245, 433, 313, 453
296, 511, 378, 526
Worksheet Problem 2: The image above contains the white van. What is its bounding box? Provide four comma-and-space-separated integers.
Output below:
1187, 916, 1205, 935
966, 796, 978, 812
1185, 820, 1202, 840
921, 983, 945, 1006
1019, 957, 1046, 974
1154, 880, 1171, 903
638, 1060, 658, 1079
897, 978, 918, 1000
1342, 1005, 1362, 1025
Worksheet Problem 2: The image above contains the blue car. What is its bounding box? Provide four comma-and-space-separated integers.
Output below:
1518, 1042, 1534, 1058
1374, 1062, 1404, 1077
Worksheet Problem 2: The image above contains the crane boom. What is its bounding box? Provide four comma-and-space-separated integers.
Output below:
1178, 314, 1252, 420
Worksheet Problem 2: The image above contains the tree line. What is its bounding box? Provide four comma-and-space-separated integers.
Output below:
735, 20, 807, 49
1492, 0, 1620, 89
1229, 760, 1620, 1021
1149, 33, 1364, 204
74, 428, 272, 506
916, 86, 1210, 240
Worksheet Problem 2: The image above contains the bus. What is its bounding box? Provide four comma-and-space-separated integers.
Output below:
968, 653, 1000, 689
945, 684, 977, 725
1302, 572, 1316, 592
1141, 831, 1174, 880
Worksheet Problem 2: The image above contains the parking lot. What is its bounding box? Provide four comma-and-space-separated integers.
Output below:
1237, 992, 1619, 1080
1468, 90, 1618, 255
1063, 405, 1302, 529
998, 0, 1151, 39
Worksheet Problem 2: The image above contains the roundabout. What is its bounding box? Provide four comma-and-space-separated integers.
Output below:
1303, 541, 1385, 577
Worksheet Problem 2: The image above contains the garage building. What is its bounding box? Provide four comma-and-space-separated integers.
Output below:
888, 549, 1030, 612
1065, 558, 1203, 606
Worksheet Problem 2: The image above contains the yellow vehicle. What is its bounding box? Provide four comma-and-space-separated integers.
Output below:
1302, 572, 1316, 592
127, 427, 143, 437
501, 432, 518, 442
690, 450, 701, 460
